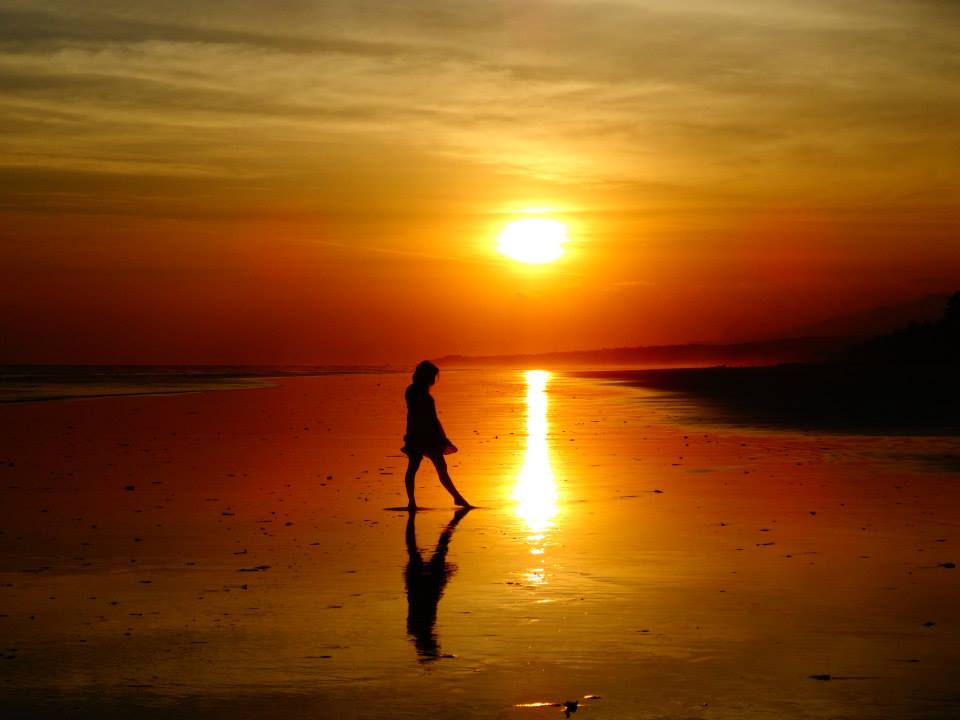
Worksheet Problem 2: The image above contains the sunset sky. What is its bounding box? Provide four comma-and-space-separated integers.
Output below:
2, 0, 959, 364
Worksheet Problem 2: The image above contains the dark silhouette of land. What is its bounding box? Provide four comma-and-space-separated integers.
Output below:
576, 292, 960, 434
437, 335, 854, 369
850, 291, 959, 364
785, 292, 951, 339
404, 508, 470, 661
437, 293, 954, 369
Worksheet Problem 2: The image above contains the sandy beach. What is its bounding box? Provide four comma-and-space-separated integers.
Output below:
1, 369, 958, 719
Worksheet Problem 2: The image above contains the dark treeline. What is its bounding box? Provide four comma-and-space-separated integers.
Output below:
578, 292, 960, 434
851, 292, 960, 364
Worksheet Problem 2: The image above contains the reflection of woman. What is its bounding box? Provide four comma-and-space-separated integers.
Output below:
404, 508, 469, 660
402, 361, 471, 509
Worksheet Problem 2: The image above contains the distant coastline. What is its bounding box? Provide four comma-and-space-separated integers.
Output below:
437, 292, 956, 371
436, 335, 858, 369
446, 293, 960, 434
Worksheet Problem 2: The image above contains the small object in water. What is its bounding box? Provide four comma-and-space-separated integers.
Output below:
923, 620, 936, 627
939, 562, 956, 569
124, 485, 135, 491
516, 695, 600, 715
810, 674, 831, 681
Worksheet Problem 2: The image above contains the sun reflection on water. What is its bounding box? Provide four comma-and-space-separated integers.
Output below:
512, 370, 559, 577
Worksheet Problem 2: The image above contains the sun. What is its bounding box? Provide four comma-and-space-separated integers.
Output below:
496, 218, 568, 264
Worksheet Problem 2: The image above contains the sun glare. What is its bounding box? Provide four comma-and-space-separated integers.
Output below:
496, 218, 568, 264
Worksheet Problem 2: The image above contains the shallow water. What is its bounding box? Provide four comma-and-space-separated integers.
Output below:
0, 370, 958, 719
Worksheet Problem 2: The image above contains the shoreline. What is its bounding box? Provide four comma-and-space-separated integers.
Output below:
0, 379, 278, 405
0, 365, 399, 405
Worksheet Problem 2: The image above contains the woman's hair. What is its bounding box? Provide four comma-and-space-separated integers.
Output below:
412, 360, 440, 385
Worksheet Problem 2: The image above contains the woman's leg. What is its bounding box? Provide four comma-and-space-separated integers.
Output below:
428, 453, 471, 507
405, 453, 424, 508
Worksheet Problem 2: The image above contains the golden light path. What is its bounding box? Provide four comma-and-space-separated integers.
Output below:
512, 370, 559, 584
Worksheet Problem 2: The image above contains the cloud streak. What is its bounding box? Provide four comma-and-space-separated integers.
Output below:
0, 0, 957, 217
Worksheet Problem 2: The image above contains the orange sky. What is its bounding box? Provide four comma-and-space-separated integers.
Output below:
2, 1, 959, 364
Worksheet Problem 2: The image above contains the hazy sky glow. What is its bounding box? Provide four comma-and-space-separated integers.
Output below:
2, 0, 959, 363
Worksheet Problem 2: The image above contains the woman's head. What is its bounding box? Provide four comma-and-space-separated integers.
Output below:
412, 360, 440, 386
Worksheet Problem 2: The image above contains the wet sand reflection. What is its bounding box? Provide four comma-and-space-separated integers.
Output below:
403, 508, 470, 661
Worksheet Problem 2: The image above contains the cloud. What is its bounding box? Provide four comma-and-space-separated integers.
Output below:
0, 0, 958, 218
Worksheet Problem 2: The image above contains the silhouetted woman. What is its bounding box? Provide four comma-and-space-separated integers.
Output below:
402, 361, 471, 509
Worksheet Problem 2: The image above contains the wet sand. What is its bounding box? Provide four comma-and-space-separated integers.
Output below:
1, 370, 958, 719
0, 365, 388, 404
575, 365, 960, 434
